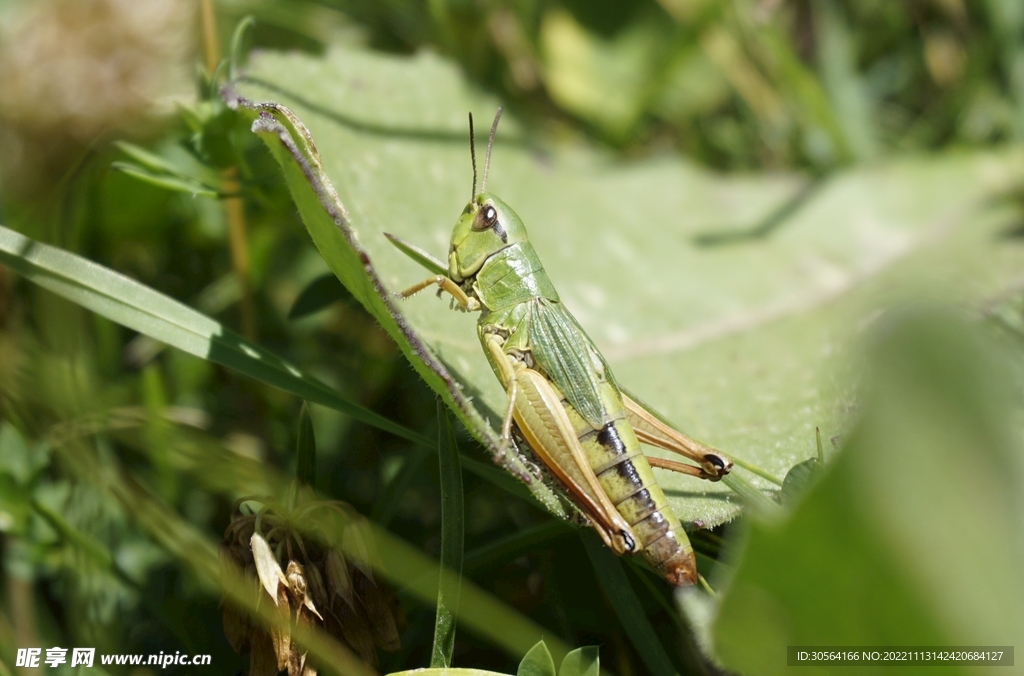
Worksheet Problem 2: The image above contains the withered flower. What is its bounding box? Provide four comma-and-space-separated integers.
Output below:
221, 498, 406, 675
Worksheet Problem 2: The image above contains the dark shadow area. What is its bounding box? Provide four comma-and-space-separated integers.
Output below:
987, 189, 1024, 239
237, 76, 530, 148
660, 487, 738, 505
692, 176, 824, 246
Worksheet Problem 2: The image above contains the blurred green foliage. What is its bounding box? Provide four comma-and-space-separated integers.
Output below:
711, 311, 1024, 675
0, 1, 1023, 676
198, 0, 1024, 171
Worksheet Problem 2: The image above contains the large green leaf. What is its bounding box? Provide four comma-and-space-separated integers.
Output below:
228, 45, 1024, 528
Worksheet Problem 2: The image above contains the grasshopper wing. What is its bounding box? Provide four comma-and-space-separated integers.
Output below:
528, 299, 615, 429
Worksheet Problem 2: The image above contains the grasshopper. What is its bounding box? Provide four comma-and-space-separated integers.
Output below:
387, 109, 732, 586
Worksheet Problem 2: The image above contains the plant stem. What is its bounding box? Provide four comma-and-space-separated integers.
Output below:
431, 401, 464, 668
199, 0, 256, 340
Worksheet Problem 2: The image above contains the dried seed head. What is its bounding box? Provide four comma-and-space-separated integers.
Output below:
342, 520, 375, 582
289, 597, 318, 676
251, 533, 288, 605
324, 549, 355, 611
250, 629, 278, 676
353, 568, 401, 651
270, 583, 292, 671
329, 601, 378, 669
220, 543, 242, 579
285, 560, 323, 621
287, 649, 305, 676
305, 562, 329, 614
285, 561, 307, 598
222, 499, 403, 672
222, 602, 250, 654
232, 516, 257, 547
219, 543, 253, 654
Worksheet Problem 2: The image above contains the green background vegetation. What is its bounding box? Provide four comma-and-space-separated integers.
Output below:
0, 1, 1022, 675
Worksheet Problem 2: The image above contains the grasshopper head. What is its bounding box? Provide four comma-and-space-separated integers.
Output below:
448, 192, 527, 282
449, 108, 527, 282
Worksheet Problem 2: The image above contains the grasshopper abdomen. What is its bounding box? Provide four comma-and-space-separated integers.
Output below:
548, 371, 697, 585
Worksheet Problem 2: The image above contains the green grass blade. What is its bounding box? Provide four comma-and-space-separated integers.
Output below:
371, 445, 432, 526
814, 0, 878, 160
67, 407, 573, 666
228, 16, 256, 81
464, 521, 570, 573
111, 162, 221, 197
0, 223, 429, 447
580, 532, 677, 676
721, 473, 783, 521
384, 232, 449, 276
431, 401, 465, 668
113, 140, 191, 175
296, 402, 317, 488
457, 454, 539, 506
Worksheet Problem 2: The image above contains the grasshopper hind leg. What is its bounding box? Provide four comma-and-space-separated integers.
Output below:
623, 393, 733, 481
645, 455, 729, 481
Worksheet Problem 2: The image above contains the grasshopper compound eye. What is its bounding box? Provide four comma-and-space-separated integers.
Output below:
473, 205, 499, 231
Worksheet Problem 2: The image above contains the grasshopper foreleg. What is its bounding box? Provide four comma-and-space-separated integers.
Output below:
397, 275, 480, 312
483, 332, 519, 456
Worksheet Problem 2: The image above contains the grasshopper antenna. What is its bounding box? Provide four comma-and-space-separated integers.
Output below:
469, 112, 478, 200
481, 107, 503, 193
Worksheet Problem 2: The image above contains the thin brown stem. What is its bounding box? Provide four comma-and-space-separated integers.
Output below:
221, 167, 256, 339
198, 2, 256, 340
6, 537, 39, 676
199, 0, 220, 75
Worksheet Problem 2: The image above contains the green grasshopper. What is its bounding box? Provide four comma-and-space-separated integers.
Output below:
387, 109, 732, 586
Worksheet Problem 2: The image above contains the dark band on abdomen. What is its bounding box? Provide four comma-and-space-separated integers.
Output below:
614, 487, 658, 525
596, 422, 626, 455
602, 457, 642, 486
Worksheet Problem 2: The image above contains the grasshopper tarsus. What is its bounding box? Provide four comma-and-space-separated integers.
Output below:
400, 274, 480, 312
490, 439, 535, 485
703, 452, 733, 479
